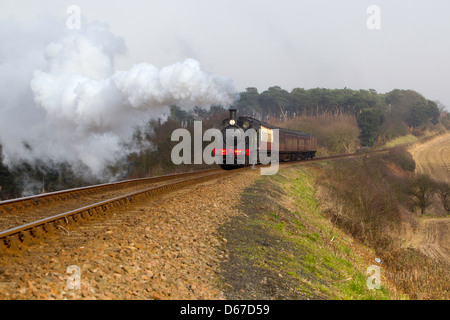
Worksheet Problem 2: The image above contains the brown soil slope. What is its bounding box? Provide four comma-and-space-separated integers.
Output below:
409, 133, 450, 183
406, 133, 450, 266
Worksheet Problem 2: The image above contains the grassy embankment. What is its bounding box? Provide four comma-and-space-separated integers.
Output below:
221, 164, 401, 300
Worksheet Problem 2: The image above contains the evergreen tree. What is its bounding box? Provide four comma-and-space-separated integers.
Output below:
357, 108, 385, 147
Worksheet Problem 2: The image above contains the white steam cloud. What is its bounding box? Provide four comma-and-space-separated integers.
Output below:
0, 16, 236, 178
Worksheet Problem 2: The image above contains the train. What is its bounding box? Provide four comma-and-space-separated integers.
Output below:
217, 109, 317, 169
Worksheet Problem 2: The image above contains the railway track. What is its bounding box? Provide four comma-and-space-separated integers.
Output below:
0, 148, 387, 255
0, 168, 223, 216
0, 167, 241, 254
0, 168, 230, 232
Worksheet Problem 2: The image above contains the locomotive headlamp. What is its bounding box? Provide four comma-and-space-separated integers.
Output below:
229, 119, 236, 125
242, 121, 250, 129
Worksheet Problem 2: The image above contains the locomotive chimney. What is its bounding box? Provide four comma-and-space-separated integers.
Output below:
229, 108, 237, 120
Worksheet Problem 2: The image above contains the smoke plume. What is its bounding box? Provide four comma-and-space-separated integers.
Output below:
0, 16, 236, 179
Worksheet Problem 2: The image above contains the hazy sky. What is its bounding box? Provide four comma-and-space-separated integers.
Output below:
2, 0, 450, 108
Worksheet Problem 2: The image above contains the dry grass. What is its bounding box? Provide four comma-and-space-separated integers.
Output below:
382, 248, 449, 300
316, 154, 449, 299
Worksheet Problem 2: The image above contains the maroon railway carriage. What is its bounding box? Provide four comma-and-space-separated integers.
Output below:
263, 122, 317, 162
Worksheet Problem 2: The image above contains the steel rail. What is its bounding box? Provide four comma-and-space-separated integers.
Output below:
0, 168, 240, 254
0, 168, 221, 214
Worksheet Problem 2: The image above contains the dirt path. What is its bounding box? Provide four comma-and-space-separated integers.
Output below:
405, 133, 450, 267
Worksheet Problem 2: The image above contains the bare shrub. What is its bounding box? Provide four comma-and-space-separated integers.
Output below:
407, 174, 437, 215
387, 146, 416, 172
435, 181, 450, 214
318, 157, 402, 249
317, 157, 449, 299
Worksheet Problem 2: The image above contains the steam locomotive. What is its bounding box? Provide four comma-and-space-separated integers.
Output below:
217, 109, 317, 169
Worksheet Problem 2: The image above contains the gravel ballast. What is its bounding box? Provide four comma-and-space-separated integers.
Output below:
0, 169, 260, 299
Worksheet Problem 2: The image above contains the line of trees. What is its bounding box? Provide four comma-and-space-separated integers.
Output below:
236, 86, 383, 120
234, 87, 445, 147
